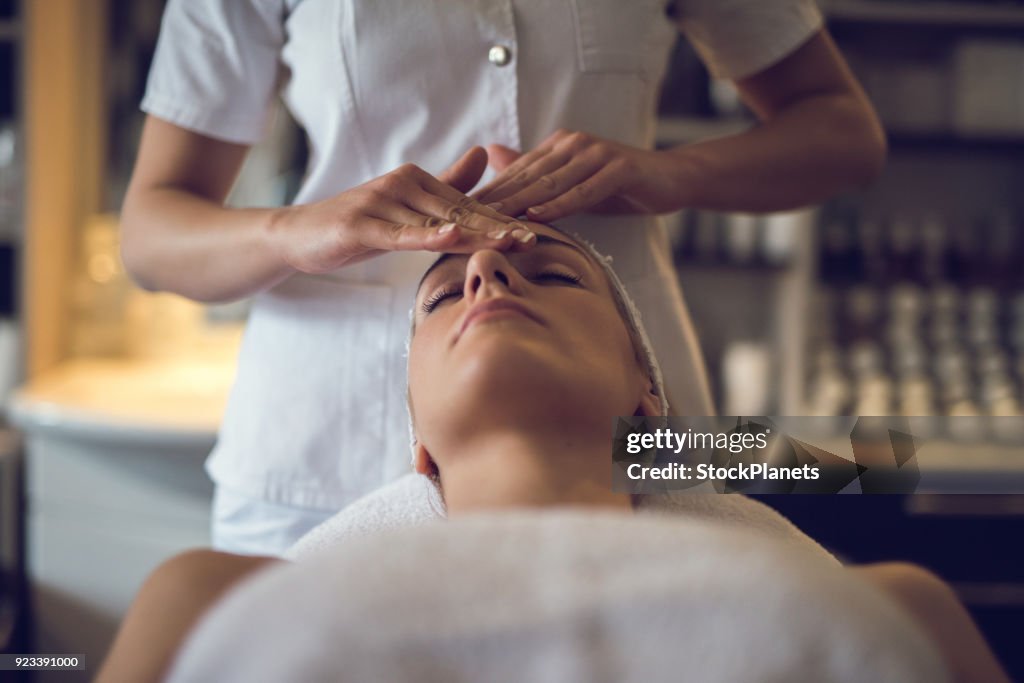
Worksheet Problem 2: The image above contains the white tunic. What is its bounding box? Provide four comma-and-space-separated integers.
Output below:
143, 0, 822, 511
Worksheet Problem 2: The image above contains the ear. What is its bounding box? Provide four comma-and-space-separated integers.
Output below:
633, 376, 663, 417
413, 441, 439, 477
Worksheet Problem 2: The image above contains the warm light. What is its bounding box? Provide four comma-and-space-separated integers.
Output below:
88, 252, 118, 283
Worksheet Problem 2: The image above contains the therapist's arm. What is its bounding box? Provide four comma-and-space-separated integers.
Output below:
121, 118, 528, 304
475, 30, 886, 218
95, 550, 280, 683
666, 29, 886, 212
120, 118, 292, 303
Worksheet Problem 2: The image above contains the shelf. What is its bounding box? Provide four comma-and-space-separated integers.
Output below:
655, 117, 1024, 151
887, 128, 1024, 151
823, 0, 1024, 29
0, 20, 18, 41
812, 436, 1024, 494
675, 257, 793, 273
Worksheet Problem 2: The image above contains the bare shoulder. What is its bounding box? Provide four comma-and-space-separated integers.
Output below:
147, 548, 281, 594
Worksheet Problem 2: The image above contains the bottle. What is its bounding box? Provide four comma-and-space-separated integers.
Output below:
984, 210, 1016, 293
858, 216, 886, 285
692, 211, 722, 264
759, 210, 802, 267
845, 285, 881, 341
884, 216, 920, 284
820, 218, 855, 286
919, 215, 947, 285
721, 341, 771, 415
723, 213, 758, 265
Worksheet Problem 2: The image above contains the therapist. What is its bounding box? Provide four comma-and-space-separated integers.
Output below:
121, 0, 885, 556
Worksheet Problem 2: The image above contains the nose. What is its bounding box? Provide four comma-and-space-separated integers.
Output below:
463, 249, 520, 302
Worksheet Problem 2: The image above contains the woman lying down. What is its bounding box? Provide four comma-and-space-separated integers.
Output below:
97, 222, 1009, 683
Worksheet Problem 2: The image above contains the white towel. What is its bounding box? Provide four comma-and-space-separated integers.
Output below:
171, 511, 949, 683
283, 472, 446, 560
285, 472, 834, 563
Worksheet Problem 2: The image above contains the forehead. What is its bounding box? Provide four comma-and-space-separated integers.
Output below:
415, 224, 600, 293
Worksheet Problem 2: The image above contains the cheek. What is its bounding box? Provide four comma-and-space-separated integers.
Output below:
407, 332, 436, 410
588, 314, 640, 396
408, 320, 453, 412
566, 304, 635, 366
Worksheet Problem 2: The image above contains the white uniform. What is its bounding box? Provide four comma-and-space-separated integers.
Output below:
143, 0, 823, 555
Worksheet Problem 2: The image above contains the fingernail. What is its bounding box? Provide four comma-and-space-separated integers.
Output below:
527, 205, 545, 216
488, 229, 510, 239
513, 229, 535, 244
438, 222, 457, 234
487, 202, 503, 211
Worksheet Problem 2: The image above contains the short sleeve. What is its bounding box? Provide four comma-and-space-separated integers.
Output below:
673, 0, 824, 81
141, 0, 287, 144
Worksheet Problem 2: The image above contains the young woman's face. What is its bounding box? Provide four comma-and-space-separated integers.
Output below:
408, 222, 647, 459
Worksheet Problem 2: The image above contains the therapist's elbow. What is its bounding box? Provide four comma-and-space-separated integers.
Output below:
832, 99, 888, 189
119, 216, 162, 294
848, 120, 887, 187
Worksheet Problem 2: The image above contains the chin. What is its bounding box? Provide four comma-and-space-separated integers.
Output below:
445, 341, 629, 428
458, 338, 563, 397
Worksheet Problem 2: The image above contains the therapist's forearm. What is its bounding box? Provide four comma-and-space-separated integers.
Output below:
120, 186, 296, 304
666, 92, 886, 213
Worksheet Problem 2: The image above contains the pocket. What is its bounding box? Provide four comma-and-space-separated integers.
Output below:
570, 0, 676, 78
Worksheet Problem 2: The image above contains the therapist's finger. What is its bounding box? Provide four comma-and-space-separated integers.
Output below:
489, 147, 608, 218
473, 128, 581, 206
476, 147, 570, 206
370, 203, 523, 250
356, 218, 471, 252
372, 202, 453, 232
421, 216, 537, 251
366, 193, 535, 248
522, 161, 634, 222
474, 146, 583, 211
365, 217, 538, 254
390, 162, 512, 227
485, 143, 521, 173
416, 168, 520, 223
437, 146, 489, 194
408, 187, 522, 236
473, 142, 558, 203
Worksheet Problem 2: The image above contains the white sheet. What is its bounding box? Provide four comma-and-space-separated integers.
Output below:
169, 511, 949, 683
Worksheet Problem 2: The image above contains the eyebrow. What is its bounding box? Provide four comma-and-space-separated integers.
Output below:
415, 234, 591, 295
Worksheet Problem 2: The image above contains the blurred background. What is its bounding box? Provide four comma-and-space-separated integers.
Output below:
0, 0, 1022, 680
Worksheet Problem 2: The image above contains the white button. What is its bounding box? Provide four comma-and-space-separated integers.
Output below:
488, 45, 512, 67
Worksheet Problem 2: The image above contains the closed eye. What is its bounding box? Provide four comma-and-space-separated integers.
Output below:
531, 271, 582, 286
420, 271, 583, 314
421, 285, 463, 313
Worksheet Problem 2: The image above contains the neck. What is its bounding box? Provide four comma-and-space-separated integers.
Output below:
438, 426, 633, 517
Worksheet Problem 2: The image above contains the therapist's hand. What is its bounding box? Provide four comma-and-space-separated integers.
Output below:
266, 147, 536, 275
472, 129, 685, 223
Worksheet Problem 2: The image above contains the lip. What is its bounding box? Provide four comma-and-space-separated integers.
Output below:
455, 298, 541, 343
